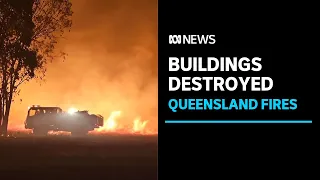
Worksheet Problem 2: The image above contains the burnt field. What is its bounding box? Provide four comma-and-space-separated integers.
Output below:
0, 134, 157, 180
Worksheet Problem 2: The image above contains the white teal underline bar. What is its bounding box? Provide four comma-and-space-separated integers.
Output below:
165, 120, 312, 124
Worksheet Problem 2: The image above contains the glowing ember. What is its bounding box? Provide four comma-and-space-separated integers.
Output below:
48, 131, 70, 135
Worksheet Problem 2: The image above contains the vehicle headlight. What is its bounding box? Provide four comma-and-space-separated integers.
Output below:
68, 107, 78, 115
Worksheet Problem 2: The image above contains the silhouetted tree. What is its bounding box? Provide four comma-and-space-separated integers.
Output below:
0, 0, 73, 135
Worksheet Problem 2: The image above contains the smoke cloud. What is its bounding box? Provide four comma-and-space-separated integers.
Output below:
9, 0, 158, 131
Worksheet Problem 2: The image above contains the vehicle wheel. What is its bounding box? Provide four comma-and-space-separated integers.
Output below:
33, 128, 48, 136
71, 130, 88, 137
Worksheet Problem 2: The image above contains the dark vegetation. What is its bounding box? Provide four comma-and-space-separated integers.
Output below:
0, 0, 72, 135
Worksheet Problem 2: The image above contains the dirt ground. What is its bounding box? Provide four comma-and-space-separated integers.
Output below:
0, 134, 157, 180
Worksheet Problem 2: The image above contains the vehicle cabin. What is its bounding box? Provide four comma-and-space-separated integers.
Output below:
28, 107, 63, 117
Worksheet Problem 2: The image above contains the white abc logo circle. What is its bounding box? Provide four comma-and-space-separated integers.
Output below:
169, 35, 181, 44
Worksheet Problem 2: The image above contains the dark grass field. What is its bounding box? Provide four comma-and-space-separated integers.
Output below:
0, 134, 157, 180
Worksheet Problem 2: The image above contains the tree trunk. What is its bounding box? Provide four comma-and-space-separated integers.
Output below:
0, 94, 3, 135
2, 82, 13, 136
1, 100, 11, 136
1, 115, 8, 136
0, 95, 2, 126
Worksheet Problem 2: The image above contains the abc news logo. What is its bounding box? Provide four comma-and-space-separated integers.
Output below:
169, 35, 215, 45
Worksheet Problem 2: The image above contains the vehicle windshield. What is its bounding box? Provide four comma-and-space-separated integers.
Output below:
28, 109, 37, 116
28, 108, 62, 116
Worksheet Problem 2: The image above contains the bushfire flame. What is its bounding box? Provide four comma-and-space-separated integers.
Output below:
95, 111, 154, 135
97, 111, 121, 131
7, 110, 157, 136
133, 117, 148, 133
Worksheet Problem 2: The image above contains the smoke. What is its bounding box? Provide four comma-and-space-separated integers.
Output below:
9, 0, 158, 131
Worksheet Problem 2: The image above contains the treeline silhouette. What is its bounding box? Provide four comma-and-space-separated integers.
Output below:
0, 0, 73, 135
